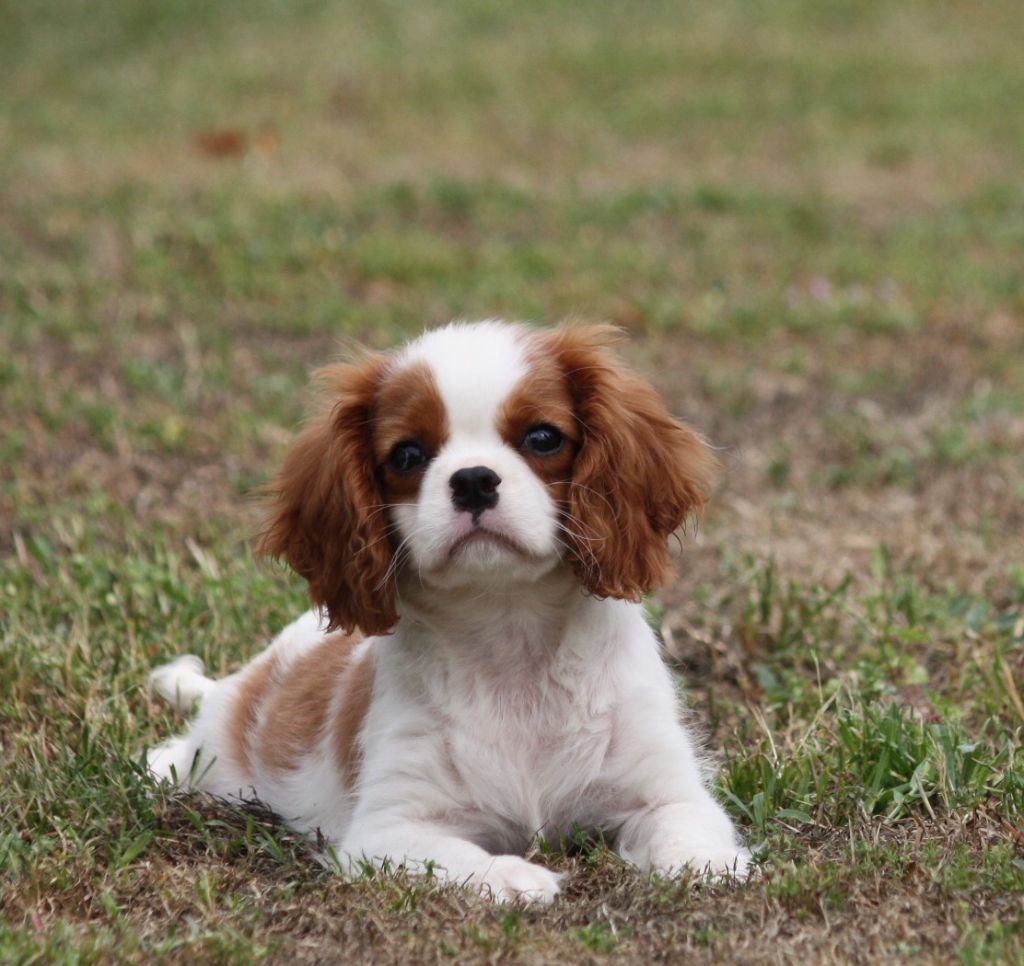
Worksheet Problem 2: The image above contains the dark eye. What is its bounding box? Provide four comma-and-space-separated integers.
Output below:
522, 424, 564, 456
388, 440, 430, 474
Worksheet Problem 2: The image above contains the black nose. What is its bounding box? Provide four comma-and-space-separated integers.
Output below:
450, 466, 501, 514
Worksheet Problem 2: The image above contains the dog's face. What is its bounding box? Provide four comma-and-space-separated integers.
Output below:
260, 322, 716, 634
379, 323, 577, 590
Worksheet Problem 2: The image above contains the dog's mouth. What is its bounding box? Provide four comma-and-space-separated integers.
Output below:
447, 527, 531, 560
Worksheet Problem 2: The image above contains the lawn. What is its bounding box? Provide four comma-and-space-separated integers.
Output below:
2, 0, 1024, 961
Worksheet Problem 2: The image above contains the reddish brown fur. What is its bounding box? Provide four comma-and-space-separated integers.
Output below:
497, 355, 579, 511
255, 631, 365, 777
258, 354, 397, 635
536, 325, 718, 600
333, 649, 375, 786
226, 633, 374, 789
228, 654, 279, 777
374, 361, 449, 502
259, 356, 448, 635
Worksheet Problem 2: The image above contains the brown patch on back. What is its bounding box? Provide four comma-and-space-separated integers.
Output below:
374, 359, 449, 502
254, 630, 366, 779
333, 649, 375, 788
228, 655, 279, 778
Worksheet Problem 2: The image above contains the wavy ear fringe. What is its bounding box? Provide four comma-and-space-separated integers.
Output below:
545, 325, 718, 599
257, 354, 398, 636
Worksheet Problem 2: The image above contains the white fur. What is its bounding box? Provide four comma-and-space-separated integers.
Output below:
148, 321, 749, 903
148, 655, 213, 712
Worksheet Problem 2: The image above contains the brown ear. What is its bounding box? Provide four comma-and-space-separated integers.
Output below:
257, 355, 398, 635
546, 326, 718, 600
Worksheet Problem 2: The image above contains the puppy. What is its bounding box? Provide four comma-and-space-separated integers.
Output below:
148, 321, 749, 902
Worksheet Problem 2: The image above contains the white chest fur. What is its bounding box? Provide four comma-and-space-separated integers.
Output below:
360, 592, 660, 852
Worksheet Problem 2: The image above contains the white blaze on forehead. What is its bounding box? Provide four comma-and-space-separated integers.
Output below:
398, 321, 529, 439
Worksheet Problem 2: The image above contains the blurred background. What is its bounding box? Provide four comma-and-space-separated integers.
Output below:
3, 0, 1022, 574
2, 1, 1024, 959
3, 0, 1021, 583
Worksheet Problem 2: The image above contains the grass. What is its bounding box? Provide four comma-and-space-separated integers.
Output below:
2, 0, 1024, 961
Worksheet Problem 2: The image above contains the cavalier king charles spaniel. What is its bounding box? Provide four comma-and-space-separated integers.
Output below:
148, 321, 749, 902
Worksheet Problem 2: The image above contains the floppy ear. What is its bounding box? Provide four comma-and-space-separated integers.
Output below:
547, 326, 718, 600
258, 355, 398, 636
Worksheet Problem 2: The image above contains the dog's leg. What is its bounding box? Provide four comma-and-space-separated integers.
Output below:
606, 689, 751, 879
340, 823, 563, 903
616, 797, 751, 879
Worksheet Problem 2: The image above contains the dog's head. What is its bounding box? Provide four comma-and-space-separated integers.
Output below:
259, 321, 717, 634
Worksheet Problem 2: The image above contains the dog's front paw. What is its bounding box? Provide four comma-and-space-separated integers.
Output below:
653, 844, 752, 881
476, 856, 564, 904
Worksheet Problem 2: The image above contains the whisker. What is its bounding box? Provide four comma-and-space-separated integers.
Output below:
371, 520, 437, 590
566, 480, 621, 525
553, 519, 604, 585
